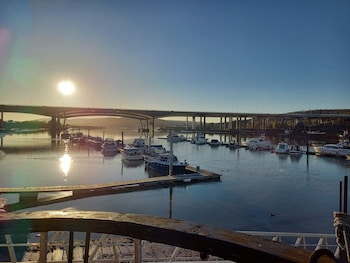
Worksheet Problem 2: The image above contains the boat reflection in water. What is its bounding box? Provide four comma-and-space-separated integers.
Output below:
59, 144, 72, 179
122, 159, 144, 168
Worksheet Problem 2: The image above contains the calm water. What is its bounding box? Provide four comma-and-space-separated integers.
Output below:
1, 130, 350, 235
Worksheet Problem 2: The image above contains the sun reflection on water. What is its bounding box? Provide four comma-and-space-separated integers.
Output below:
59, 144, 72, 179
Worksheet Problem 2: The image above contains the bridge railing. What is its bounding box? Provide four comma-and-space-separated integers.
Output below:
0, 210, 337, 263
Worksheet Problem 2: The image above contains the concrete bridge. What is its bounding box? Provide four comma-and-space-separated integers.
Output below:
1, 104, 350, 137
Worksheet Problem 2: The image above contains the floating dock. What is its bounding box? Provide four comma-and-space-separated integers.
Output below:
1, 166, 221, 211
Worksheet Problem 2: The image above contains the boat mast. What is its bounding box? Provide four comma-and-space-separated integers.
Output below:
169, 134, 173, 176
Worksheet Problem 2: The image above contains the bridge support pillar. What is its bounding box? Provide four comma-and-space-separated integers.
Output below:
0, 111, 3, 129
51, 115, 58, 139
228, 117, 233, 130
192, 116, 195, 130
150, 118, 154, 137
203, 116, 206, 133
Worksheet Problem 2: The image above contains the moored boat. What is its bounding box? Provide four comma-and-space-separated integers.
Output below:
129, 138, 147, 153
101, 139, 120, 156
209, 139, 221, 147
143, 144, 167, 158
227, 140, 240, 149
167, 131, 187, 142
132, 138, 146, 147
244, 136, 273, 151
289, 145, 303, 156
145, 153, 188, 175
275, 142, 289, 154
191, 133, 208, 145
314, 142, 350, 158
121, 146, 144, 161
314, 131, 350, 157
87, 136, 103, 150
70, 132, 85, 144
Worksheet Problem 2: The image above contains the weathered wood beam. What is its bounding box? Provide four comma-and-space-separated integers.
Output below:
0, 210, 336, 263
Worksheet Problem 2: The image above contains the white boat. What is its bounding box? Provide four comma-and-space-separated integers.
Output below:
191, 133, 208, 145
145, 153, 188, 175
314, 141, 350, 158
209, 139, 221, 147
101, 139, 120, 156
143, 144, 167, 158
275, 142, 289, 154
132, 138, 146, 147
87, 136, 103, 150
244, 136, 273, 151
130, 138, 147, 152
121, 146, 144, 161
289, 145, 303, 156
313, 131, 350, 157
167, 131, 187, 142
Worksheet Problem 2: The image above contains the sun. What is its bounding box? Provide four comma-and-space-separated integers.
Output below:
58, 80, 75, 95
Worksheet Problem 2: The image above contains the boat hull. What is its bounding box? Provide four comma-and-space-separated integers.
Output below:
145, 160, 188, 175
121, 146, 144, 161
102, 150, 118, 156
275, 142, 289, 154
102, 142, 119, 156
314, 145, 350, 157
122, 153, 143, 161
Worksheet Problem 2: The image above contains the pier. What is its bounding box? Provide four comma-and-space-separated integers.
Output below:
1, 166, 221, 212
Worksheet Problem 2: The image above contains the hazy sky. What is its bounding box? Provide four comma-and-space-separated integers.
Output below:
0, 0, 349, 116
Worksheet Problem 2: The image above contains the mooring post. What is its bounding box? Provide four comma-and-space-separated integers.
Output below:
340, 181, 343, 212
344, 176, 348, 214
169, 137, 173, 176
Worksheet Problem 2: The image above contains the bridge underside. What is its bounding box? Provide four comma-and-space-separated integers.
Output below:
1, 105, 349, 139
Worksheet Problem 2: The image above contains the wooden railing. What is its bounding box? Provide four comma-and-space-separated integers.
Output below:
0, 210, 337, 263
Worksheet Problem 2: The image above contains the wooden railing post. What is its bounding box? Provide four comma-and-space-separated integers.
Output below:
84, 232, 90, 263
134, 239, 142, 263
39, 232, 48, 263
4, 234, 16, 263
68, 231, 74, 263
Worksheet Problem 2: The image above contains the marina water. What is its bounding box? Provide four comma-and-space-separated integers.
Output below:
1, 130, 350, 235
